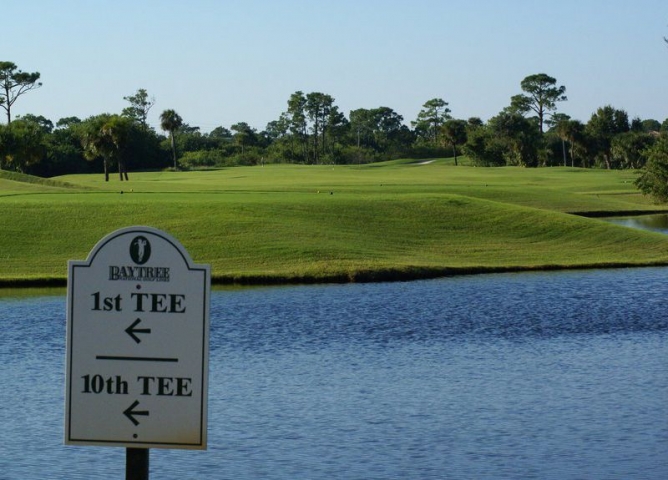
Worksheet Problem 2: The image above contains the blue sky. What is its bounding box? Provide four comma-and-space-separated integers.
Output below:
5, 0, 668, 132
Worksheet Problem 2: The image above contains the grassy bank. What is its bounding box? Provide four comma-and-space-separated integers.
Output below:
3, 160, 668, 285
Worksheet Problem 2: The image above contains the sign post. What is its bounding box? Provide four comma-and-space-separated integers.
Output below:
126, 448, 150, 480
65, 226, 210, 478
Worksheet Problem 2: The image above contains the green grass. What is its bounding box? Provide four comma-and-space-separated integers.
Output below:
0, 169, 84, 194
3, 159, 668, 285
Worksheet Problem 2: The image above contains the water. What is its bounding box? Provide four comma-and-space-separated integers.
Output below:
607, 213, 668, 234
1, 268, 667, 479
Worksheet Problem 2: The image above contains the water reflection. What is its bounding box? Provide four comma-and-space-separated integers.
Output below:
606, 213, 668, 234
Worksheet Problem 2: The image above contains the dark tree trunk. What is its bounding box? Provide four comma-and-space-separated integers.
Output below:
170, 132, 177, 169
119, 162, 129, 181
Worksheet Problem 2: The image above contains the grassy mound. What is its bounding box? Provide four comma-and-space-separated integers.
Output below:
3, 161, 668, 285
0, 169, 85, 192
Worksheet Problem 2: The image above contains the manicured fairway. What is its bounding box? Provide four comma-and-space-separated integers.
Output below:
3, 160, 668, 285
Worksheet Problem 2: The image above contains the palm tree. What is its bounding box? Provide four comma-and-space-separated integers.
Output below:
551, 113, 571, 167
80, 114, 115, 181
563, 119, 586, 167
441, 119, 468, 166
79, 114, 134, 181
160, 109, 183, 169
101, 115, 132, 181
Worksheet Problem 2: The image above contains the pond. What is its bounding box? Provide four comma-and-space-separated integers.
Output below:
606, 213, 668, 234
1, 268, 667, 479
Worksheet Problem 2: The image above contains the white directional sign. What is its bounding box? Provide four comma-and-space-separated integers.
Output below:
65, 226, 210, 449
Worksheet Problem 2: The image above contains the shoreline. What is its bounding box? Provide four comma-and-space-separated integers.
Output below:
573, 209, 668, 218
3, 260, 668, 289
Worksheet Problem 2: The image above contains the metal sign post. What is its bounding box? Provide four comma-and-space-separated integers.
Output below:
65, 226, 210, 478
126, 448, 149, 480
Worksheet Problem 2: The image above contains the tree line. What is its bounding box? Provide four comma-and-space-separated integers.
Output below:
1, 61, 668, 187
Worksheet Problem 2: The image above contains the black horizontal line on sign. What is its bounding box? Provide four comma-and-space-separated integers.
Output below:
96, 355, 179, 362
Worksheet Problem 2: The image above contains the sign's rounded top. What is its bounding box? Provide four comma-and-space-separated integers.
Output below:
81, 226, 200, 269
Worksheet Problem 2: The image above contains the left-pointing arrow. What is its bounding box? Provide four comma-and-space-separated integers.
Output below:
124, 400, 149, 426
125, 318, 151, 344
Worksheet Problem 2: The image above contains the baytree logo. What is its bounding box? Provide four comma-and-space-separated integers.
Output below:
130, 236, 151, 265
109, 234, 169, 281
